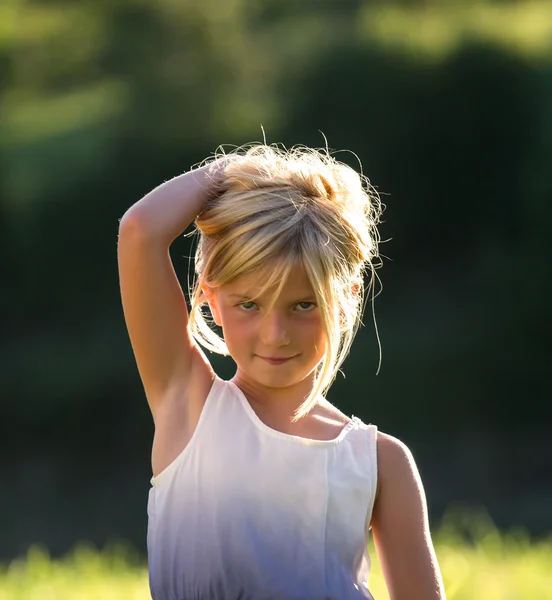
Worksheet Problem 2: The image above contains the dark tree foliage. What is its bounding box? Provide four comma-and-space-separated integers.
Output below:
1, 0, 550, 558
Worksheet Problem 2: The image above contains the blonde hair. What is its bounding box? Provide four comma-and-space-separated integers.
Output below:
188, 143, 383, 421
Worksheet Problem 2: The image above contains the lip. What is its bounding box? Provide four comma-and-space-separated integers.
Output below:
257, 355, 296, 365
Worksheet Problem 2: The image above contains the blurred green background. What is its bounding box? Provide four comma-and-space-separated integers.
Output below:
2, 0, 551, 591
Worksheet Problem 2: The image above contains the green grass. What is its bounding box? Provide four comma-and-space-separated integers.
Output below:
1, 513, 551, 600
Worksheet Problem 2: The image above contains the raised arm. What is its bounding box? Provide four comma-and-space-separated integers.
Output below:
371, 433, 446, 600
117, 160, 225, 418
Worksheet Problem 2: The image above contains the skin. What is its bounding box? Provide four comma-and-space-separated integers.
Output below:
204, 262, 351, 437
371, 434, 447, 599
118, 211, 446, 598
206, 262, 446, 598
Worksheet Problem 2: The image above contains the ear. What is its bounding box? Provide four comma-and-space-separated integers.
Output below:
202, 286, 222, 327
339, 282, 361, 328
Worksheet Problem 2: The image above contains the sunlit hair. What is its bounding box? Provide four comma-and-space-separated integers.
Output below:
187, 143, 383, 421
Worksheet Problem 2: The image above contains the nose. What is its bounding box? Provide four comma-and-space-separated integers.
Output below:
259, 311, 290, 347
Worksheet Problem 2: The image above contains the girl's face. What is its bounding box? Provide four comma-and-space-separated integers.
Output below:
207, 262, 327, 390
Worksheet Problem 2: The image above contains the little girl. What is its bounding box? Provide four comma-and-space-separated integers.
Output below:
117, 144, 446, 599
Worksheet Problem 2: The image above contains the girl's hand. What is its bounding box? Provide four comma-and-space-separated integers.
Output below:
201, 153, 243, 202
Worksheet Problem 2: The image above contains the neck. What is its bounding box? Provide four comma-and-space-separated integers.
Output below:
231, 369, 319, 422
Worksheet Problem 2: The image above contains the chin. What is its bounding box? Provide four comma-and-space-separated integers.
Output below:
254, 373, 300, 389
248, 366, 316, 391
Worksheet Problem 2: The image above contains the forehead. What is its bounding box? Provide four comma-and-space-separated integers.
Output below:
223, 261, 315, 299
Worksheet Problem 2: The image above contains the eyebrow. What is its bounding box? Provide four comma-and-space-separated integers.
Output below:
228, 293, 316, 302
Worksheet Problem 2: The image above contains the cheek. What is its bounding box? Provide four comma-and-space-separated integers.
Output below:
314, 329, 327, 355
219, 311, 254, 346
297, 315, 326, 346
312, 318, 328, 355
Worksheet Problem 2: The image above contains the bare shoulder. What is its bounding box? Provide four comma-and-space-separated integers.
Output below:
150, 361, 217, 478
374, 431, 420, 504
310, 401, 352, 437
377, 430, 414, 457
316, 398, 353, 425
371, 431, 446, 599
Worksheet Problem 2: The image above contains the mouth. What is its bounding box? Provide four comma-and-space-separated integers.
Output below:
257, 355, 297, 365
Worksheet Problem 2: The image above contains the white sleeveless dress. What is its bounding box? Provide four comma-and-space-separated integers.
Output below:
147, 376, 378, 600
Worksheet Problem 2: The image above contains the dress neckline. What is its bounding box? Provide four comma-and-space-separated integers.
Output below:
228, 379, 359, 446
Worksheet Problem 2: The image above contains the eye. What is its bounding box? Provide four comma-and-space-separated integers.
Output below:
295, 302, 316, 312
238, 301, 257, 311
